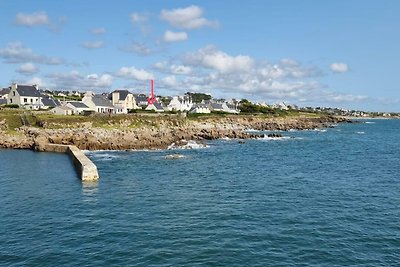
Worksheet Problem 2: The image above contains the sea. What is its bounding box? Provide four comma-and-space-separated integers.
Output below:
1, 119, 399, 266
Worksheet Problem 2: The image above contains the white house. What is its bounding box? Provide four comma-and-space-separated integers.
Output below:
109, 89, 138, 114
7, 83, 41, 109
166, 95, 193, 112
134, 94, 149, 109
0, 88, 10, 99
145, 102, 164, 112
190, 104, 211, 114
82, 91, 114, 113
65, 101, 91, 114
53, 105, 73, 115
40, 96, 61, 109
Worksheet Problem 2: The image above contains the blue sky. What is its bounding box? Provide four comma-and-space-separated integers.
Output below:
0, 0, 399, 111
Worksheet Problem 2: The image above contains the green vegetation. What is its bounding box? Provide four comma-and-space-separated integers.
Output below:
0, 109, 23, 133
4, 104, 19, 108
186, 92, 212, 103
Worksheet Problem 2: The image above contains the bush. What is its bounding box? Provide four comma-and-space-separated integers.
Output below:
4, 104, 19, 108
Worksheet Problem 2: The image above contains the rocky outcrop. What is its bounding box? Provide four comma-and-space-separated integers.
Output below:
0, 115, 349, 151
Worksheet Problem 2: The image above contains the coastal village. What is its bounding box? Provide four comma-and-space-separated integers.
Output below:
0, 82, 397, 117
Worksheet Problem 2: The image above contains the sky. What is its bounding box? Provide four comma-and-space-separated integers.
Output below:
0, 0, 399, 111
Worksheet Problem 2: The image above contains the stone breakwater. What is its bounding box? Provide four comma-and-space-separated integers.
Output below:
0, 115, 349, 151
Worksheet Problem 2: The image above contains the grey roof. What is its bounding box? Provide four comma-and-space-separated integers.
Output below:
210, 103, 223, 110
134, 94, 148, 103
154, 102, 164, 110
111, 90, 131, 101
0, 88, 10, 95
41, 96, 60, 107
0, 99, 7, 105
16, 85, 41, 97
67, 101, 89, 108
226, 103, 237, 110
92, 95, 114, 107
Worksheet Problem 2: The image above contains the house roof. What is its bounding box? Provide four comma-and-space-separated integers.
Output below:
41, 96, 61, 107
210, 103, 223, 110
0, 99, 7, 105
0, 88, 10, 96
16, 85, 41, 97
111, 90, 131, 101
154, 102, 164, 110
67, 101, 89, 108
134, 94, 148, 103
92, 95, 114, 107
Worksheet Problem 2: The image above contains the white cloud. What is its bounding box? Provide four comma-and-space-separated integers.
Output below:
91, 27, 106, 35
0, 42, 63, 65
120, 42, 152, 56
162, 75, 178, 87
116, 66, 154, 81
130, 12, 147, 23
17, 62, 39, 74
15, 11, 49, 26
163, 30, 188, 42
330, 62, 348, 73
160, 5, 218, 29
46, 71, 113, 90
184, 45, 254, 73
154, 62, 192, 75
27, 77, 46, 87
82, 41, 104, 49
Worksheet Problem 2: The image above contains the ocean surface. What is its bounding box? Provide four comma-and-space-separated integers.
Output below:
1, 119, 400, 266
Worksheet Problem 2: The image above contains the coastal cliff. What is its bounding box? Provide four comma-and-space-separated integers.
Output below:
0, 113, 349, 151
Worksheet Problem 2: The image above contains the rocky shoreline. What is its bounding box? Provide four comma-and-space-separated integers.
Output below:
0, 115, 350, 151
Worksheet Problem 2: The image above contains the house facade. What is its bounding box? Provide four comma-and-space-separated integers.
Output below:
0, 88, 10, 99
65, 101, 91, 114
7, 83, 41, 109
166, 95, 193, 112
110, 90, 138, 114
82, 91, 114, 113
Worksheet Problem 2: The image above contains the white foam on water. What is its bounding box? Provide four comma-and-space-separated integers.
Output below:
257, 135, 292, 141
356, 131, 365, 134
244, 128, 261, 133
167, 140, 209, 150
365, 121, 375, 124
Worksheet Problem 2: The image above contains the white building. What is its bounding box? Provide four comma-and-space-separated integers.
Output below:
145, 102, 164, 112
82, 91, 114, 113
189, 104, 211, 114
65, 101, 92, 114
7, 83, 41, 109
53, 105, 73, 115
166, 95, 193, 112
110, 90, 138, 114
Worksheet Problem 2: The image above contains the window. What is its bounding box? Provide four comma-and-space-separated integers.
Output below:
24, 98, 27, 103
13, 91, 15, 96
31, 99, 33, 103
10, 99, 12, 103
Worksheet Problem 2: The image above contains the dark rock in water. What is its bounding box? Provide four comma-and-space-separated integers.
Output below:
267, 133, 283, 138
238, 140, 245, 144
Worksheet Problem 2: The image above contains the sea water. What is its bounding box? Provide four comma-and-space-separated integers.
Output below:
1, 119, 400, 266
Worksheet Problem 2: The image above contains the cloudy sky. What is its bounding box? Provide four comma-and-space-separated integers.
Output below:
0, 0, 399, 111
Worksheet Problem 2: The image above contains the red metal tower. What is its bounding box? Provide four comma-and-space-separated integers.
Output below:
147, 79, 156, 105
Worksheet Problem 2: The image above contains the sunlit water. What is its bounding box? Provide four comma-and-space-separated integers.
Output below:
1, 119, 400, 266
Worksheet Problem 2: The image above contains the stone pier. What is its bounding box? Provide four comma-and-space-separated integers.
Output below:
44, 144, 99, 181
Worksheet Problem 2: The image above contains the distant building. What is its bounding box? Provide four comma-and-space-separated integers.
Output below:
53, 105, 74, 115
65, 101, 91, 115
166, 95, 193, 112
82, 91, 114, 113
134, 94, 149, 109
40, 96, 61, 109
189, 104, 211, 114
145, 102, 164, 112
0, 88, 10, 99
109, 89, 138, 114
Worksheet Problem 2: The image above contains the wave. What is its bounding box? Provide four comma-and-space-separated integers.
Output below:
257, 135, 292, 141
365, 121, 375, 124
356, 131, 365, 134
244, 128, 261, 133
167, 140, 209, 150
